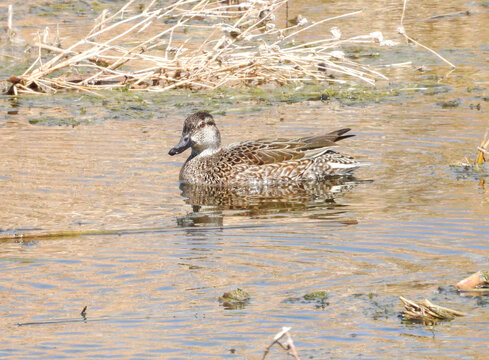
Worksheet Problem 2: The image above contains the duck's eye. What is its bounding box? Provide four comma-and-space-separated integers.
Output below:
199, 122, 206, 128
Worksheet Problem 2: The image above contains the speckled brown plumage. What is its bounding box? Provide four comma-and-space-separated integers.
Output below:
169, 112, 360, 185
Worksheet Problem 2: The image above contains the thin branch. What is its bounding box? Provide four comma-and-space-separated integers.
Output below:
398, 0, 456, 68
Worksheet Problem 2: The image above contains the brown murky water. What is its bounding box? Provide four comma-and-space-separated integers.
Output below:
1, 0, 489, 359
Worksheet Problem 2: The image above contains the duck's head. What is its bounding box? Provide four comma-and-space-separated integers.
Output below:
168, 112, 221, 156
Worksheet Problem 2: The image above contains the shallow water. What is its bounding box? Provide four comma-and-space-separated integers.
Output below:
1, 0, 489, 359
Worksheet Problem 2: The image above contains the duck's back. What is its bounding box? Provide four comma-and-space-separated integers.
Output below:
180, 129, 359, 185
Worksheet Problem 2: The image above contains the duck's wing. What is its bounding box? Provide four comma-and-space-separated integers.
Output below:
221, 128, 354, 166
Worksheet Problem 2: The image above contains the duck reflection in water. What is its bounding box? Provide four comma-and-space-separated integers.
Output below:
176, 177, 361, 227
169, 112, 364, 226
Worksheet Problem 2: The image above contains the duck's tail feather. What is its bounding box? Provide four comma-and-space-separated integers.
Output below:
300, 128, 355, 150
328, 128, 355, 143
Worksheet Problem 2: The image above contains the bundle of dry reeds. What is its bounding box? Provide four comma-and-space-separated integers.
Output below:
400, 296, 466, 324
6, 0, 392, 95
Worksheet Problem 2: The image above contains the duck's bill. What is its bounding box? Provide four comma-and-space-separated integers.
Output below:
168, 136, 191, 156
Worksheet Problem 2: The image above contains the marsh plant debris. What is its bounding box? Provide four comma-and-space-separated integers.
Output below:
400, 296, 466, 324
284, 290, 329, 309
456, 270, 489, 292
5, 0, 395, 95
218, 288, 250, 309
476, 128, 489, 167
450, 126, 489, 171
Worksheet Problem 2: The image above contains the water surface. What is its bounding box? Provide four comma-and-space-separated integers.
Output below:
1, 0, 489, 359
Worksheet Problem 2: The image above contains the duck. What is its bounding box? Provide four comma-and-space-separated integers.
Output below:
169, 111, 360, 185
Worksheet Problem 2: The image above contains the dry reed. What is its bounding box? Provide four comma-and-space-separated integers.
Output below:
400, 296, 466, 324
476, 127, 489, 166
452, 126, 489, 169
6, 0, 393, 95
399, 0, 456, 68
7, 5, 14, 41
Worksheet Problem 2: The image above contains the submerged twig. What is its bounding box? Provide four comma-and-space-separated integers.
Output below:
80, 306, 88, 319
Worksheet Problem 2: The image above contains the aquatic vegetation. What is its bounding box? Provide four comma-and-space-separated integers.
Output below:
437, 99, 461, 108
218, 288, 250, 309
351, 293, 397, 320
303, 291, 328, 303
177, 82, 403, 107
28, 117, 88, 127
284, 290, 329, 309
466, 86, 486, 93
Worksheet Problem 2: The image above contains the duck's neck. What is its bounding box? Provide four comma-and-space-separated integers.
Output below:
188, 126, 222, 160
187, 146, 221, 162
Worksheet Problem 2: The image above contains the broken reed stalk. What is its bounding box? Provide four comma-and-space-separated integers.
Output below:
456, 270, 489, 291
7, 0, 394, 95
262, 327, 301, 360
450, 125, 489, 169
7, 4, 15, 42
399, 0, 456, 68
476, 128, 489, 166
400, 296, 466, 324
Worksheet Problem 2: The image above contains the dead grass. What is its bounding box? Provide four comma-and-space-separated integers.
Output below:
5, 0, 395, 95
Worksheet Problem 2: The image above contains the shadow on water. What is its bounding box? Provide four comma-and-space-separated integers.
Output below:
176, 176, 366, 227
